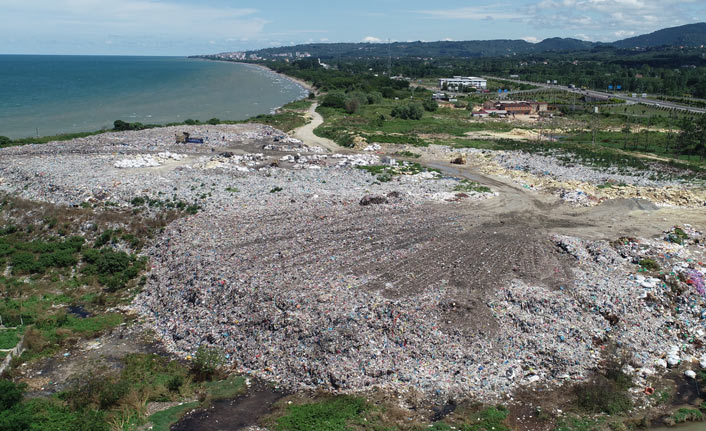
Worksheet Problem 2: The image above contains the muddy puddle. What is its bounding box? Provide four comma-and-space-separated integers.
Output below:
172, 379, 286, 431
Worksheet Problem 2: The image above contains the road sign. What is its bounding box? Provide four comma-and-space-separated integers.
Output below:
617, 85, 622, 90
608, 85, 613, 90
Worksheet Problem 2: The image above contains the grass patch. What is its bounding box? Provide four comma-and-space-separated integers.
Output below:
275, 396, 369, 431
555, 416, 603, 431
394, 150, 422, 158
453, 180, 491, 193
0, 327, 22, 349
462, 406, 510, 431
204, 375, 246, 400
357, 161, 439, 182
282, 99, 314, 111
671, 407, 704, 424
148, 402, 200, 431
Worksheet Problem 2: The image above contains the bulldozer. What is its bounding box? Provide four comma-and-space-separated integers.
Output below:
175, 132, 204, 144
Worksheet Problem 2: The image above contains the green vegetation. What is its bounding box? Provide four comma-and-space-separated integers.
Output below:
0, 348, 236, 431
203, 375, 246, 400
667, 227, 691, 244
573, 364, 633, 415
555, 416, 603, 431
130, 195, 202, 215
453, 180, 491, 193
391, 103, 424, 120
357, 161, 438, 183
430, 406, 510, 431
148, 402, 200, 431
275, 396, 369, 431
670, 407, 704, 424
638, 258, 661, 271
394, 150, 421, 158
190, 345, 225, 382
0, 327, 22, 349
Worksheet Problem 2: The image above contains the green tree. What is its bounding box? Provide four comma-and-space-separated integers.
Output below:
0, 380, 25, 411
422, 98, 438, 112
321, 92, 347, 109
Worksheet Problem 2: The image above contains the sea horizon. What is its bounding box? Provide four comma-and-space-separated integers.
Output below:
0, 55, 307, 139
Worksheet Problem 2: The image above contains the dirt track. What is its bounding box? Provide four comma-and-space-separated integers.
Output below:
291, 103, 338, 152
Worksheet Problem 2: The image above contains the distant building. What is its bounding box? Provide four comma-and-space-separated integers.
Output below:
439, 76, 487, 91
500, 102, 532, 115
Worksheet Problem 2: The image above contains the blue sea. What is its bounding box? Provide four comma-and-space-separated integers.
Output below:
0, 55, 307, 139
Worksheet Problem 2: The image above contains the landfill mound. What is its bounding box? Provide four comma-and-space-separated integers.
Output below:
137, 201, 578, 398
136, 199, 705, 399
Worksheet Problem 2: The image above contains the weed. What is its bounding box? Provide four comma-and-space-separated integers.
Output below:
639, 258, 661, 271
148, 402, 200, 431
190, 346, 225, 382
671, 407, 704, 424
453, 180, 491, 193
275, 396, 368, 431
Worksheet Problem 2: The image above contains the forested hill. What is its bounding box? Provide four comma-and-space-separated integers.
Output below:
216, 22, 706, 60
613, 23, 706, 49
244, 38, 594, 59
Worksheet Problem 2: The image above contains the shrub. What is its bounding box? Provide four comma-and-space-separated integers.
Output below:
574, 366, 633, 414
321, 92, 347, 109
391, 103, 424, 120
0, 380, 26, 411
366, 92, 383, 104
0, 136, 12, 148
190, 346, 224, 382
423, 98, 439, 112
167, 375, 184, 393
639, 258, 661, 271
344, 98, 360, 114
207, 118, 220, 125
10, 251, 36, 274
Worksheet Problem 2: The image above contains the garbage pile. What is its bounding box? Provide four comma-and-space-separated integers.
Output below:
135, 218, 706, 400
114, 151, 187, 168
0, 127, 478, 207
413, 144, 706, 207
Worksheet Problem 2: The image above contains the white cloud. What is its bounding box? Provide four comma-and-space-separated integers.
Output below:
362, 36, 382, 43
417, 6, 523, 20
526, 0, 702, 41
0, 0, 267, 53
522, 36, 540, 43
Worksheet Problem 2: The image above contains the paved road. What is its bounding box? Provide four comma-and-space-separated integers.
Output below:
484, 76, 706, 114
291, 102, 339, 152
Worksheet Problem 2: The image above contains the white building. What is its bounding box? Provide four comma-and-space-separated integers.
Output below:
439, 76, 487, 91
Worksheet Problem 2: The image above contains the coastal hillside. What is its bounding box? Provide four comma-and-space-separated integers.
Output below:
613, 22, 706, 49
220, 22, 705, 60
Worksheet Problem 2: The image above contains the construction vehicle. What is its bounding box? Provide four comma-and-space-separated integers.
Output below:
175, 132, 204, 144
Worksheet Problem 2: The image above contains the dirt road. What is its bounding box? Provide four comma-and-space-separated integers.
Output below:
291, 103, 339, 152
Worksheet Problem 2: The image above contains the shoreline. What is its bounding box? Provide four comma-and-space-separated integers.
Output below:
196, 57, 315, 94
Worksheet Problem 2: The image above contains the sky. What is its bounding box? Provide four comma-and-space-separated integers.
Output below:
1, 0, 704, 55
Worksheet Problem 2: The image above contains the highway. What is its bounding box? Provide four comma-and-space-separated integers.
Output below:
483, 76, 706, 114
